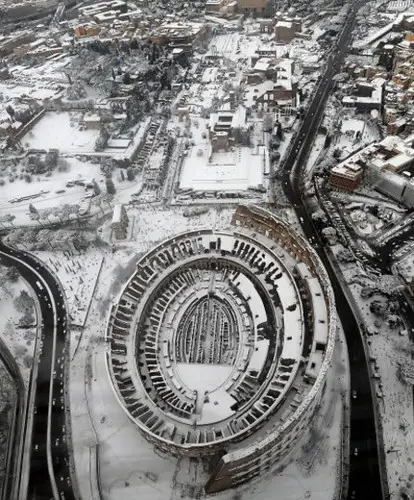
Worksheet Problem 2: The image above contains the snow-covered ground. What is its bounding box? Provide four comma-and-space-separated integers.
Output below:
331, 115, 381, 161
22, 112, 100, 153
0, 155, 146, 227
393, 251, 414, 286
179, 144, 266, 191
208, 33, 262, 60
32, 250, 104, 327
0, 273, 37, 387
305, 133, 326, 177
60, 205, 349, 500
0, 157, 101, 220
99, 204, 235, 252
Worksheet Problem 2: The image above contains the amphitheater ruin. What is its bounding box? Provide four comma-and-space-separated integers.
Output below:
106, 205, 336, 493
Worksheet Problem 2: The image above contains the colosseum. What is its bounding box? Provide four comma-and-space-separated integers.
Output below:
106, 205, 336, 493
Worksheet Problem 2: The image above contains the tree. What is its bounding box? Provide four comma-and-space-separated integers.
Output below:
333, 148, 341, 159
29, 203, 38, 215
14, 290, 34, 314
3, 214, 16, 227
32, 212, 43, 227
41, 208, 53, 224
263, 113, 273, 132
60, 204, 72, 223
5, 104, 15, 121
126, 167, 135, 181
101, 193, 114, 209
105, 178, 116, 195
6, 266, 19, 282
93, 196, 106, 216
45, 149, 59, 169
93, 180, 101, 196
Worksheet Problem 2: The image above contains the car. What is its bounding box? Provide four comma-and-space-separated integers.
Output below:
354, 448, 358, 456
352, 390, 357, 399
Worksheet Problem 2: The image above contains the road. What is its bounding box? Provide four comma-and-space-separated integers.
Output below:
277, 3, 384, 500
0, 241, 75, 500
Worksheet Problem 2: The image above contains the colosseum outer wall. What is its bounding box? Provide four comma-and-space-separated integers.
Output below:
204, 206, 337, 493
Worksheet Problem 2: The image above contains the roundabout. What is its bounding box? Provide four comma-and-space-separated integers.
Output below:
106, 205, 336, 493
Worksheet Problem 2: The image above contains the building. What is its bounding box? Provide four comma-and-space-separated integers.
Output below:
342, 77, 385, 113
205, 0, 227, 13
274, 13, 301, 42
330, 135, 414, 206
150, 22, 208, 51
111, 204, 129, 239
330, 162, 363, 190
238, 0, 267, 14
74, 24, 101, 38
275, 21, 295, 42
83, 114, 101, 129
106, 205, 336, 493
244, 59, 297, 113
208, 106, 250, 152
79, 0, 128, 22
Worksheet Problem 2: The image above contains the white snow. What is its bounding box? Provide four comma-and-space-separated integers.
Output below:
0, 275, 37, 387
62, 208, 349, 500
33, 250, 104, 327
180, 145, 265, 191
22, 112, 100, 153
175, 364, 233, 392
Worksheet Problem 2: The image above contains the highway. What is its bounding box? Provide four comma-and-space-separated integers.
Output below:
0, 241, 75, 500
277, 3, 384, 500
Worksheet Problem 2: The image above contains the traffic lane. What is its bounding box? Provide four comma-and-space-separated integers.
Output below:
50, 325, 75, 499
0, 244, 72, 497
284, 203, 382, 493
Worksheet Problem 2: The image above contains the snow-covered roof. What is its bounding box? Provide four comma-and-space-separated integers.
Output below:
276, 21, 292, 28
253, 57, 273, 72
112, 204, 123, 224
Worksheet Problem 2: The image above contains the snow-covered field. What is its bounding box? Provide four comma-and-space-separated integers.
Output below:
180, 145, 265, 191
100, 205, 235, 252
22, 112, 99, 153
0, 155, 145, 227
33, 250, 104, 327
332, 116, 381, 160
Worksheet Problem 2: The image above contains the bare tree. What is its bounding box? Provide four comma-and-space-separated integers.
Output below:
3, 214, 16, 227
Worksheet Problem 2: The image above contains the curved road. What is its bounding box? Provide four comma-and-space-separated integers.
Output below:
0, 241, 75, 500
0, 335, 25, 500
277, 3, 384, 500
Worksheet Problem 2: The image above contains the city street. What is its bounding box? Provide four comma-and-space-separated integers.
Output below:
0, 242, 75, 500
278, 2, 384, 499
